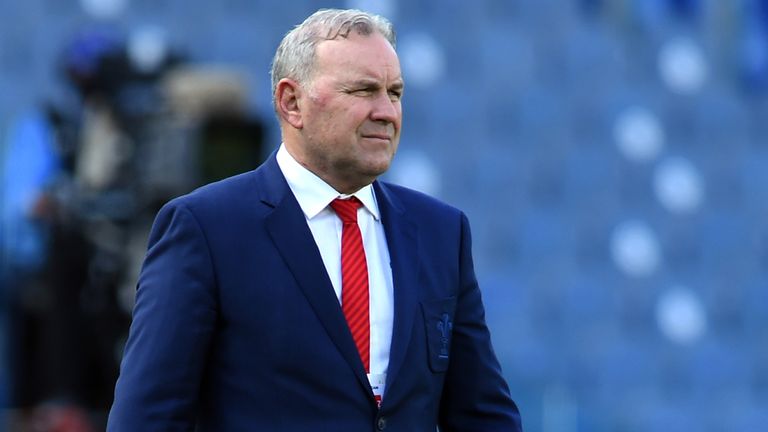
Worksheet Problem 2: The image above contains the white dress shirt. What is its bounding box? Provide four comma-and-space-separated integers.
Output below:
276, 144, 394, 393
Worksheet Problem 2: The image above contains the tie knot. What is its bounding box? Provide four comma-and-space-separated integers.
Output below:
330, 197, 362, 224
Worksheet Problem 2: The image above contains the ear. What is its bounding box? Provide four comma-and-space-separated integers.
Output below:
275, 78, 304, 129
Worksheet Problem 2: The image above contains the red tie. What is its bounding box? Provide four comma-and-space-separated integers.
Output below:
330, 197, 370, 372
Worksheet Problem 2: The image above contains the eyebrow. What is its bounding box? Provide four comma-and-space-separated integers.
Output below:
346, 78, 404, 91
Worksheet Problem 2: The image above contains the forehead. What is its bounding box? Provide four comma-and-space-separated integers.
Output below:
314, 32, 401, 81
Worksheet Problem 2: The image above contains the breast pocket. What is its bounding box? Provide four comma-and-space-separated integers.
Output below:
420, 296, 457, 373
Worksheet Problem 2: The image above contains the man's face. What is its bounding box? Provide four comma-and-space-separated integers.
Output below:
297, 31, 403, 193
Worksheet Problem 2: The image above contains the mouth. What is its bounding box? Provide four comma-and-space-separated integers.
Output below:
361, 134, 392, 141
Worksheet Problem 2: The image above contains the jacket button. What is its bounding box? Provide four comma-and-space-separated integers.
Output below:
377, 416, 387, 430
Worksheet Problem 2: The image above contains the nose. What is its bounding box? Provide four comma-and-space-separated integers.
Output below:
370, 91, 400, 125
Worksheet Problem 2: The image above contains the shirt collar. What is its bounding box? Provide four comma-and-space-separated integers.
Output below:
276, 144, 380, 221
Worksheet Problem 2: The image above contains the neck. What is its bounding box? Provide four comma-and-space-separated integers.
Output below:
281, 141, 373, 194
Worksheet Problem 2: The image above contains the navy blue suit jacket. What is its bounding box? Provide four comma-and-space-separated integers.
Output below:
108, 154, 521, 431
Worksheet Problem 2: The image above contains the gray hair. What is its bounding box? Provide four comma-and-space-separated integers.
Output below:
270, 8, 396, 104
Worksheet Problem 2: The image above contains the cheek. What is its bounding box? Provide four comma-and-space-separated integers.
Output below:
323, 100, 358, 124
309, 91, 331, 107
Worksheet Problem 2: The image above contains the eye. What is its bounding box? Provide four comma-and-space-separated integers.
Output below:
349, 88, 374, 96
388, 90, 403, 101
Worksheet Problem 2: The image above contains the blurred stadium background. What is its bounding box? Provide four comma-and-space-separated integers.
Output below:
2, 0, 768, 431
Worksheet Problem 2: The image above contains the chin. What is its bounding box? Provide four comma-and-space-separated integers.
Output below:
368, 157, 394, 175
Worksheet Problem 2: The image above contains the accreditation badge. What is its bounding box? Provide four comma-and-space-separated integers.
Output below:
368, 373, 386, 408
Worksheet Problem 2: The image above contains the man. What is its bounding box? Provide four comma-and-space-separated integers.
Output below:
108, 8, 521, 431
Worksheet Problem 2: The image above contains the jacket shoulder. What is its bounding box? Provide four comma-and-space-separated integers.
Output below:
378, 181, 463, 219
158, 169, 267, 226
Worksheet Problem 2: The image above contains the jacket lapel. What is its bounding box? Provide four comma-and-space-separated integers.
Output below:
258, 155, 373, 399
373, 182, 419, 399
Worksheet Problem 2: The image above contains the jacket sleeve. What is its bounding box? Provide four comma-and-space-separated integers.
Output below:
437, 213, 523, 431
107, 201, 218, 431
